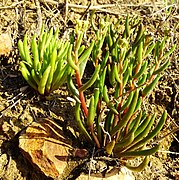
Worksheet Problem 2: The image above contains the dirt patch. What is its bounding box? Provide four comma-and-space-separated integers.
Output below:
0, 0, 179, 179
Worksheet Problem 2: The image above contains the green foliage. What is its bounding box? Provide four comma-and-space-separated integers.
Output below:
67, 16, 175, 171
18, 25, 70, 95
18, 15, 175, 172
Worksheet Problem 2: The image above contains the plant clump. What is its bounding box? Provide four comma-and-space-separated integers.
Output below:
18, 15, 176, 172
18, 25, 70, 95
67, 15, 176, 171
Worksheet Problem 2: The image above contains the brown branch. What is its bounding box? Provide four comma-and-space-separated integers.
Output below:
73, 30, 89, 117
75, 62, 88, 117
34, 0, 42, 35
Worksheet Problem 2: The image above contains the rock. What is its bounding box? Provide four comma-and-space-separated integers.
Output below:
19, 119, 135, 180
19, 118, 72, 179
0, 33, 12, 56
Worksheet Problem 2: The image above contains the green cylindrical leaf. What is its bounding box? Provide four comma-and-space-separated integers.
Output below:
161, 44, 176, 60
144, 42, 155, 58
78, 45, 85, 56
108, 103, 119, 115
38, 65, 51, 95
98, 28, 108, 50
52, 60, 62, 83
154, 40, 160, 60
97, 115, 102, 144
124, 15, 130, 38
142, 74, 160, 97
117, 144, 159, 157
134, 23, 144, 45
111, 89, 139, 136
136, 41, 143, 64
134, 97, 142, 113
39, 31, 47, 62
146, 65, 155, 80
20, 61, 30, 77
153, 59, 170, 75
40, 24, 45, 41
46, 48, 57, 92
53, 27, 59, 40
31, 34, 40, 72
57, 41, 69, 59
103, 85, 110, 104
129, 110, 167, 150
130, 114, 156, 149
75, 102, 92, 142
20, 62, 37, 90
67, 44, 79, 71
79, 41, 94, 78
51, 65, 70, 91
87, 96, 95, 127
23, 34, 32, 65
125, 156, 149, 172
79, 64, 101, 92
76, 31, 83, 51
78, 40, 94, 64
119, 91, 134, 112
159, 37, 166, 54
115, 132, 134, 150
99, 67, 107, 92
122, 59, 129, 74
107, 33, 113, 49
94, 88, 100, 111
44, 27, 54, 49
101, 51, 109, 70
109, 63, 116, 86
106, 140, 115, 155
137, 74, 147, 86
31, 69, 40, 85
123, 68, 131, 88
105, 111, 114, 133
120, 108, 140, 143
114, 63, 122, 83
67, 74, 79, 98
134, 115, 149, 137
18, 40, 26, 60
130, 111, 143, 133
133, 61, 148, 79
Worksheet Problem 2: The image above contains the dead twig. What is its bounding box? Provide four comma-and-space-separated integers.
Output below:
0, 1, 24, 10
68, 4, 116, 9
39, 0, 118, 15
156, 127, 179, 143
88, 146, 95, 180
34, 0, 42, 35
64, 0, 68, 25
0, 88, 31, 118
158, 150, 179, 155
39, 0, 58, 5
151, 3, 177, 16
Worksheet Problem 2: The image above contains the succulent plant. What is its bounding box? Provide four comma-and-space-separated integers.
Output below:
18, 25, 70, 95
68, 16, 176, 171
18, 15, 175, 172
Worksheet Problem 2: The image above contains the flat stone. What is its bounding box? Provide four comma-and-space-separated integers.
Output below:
19, 118, 72, 179
19, 119, 135, 180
